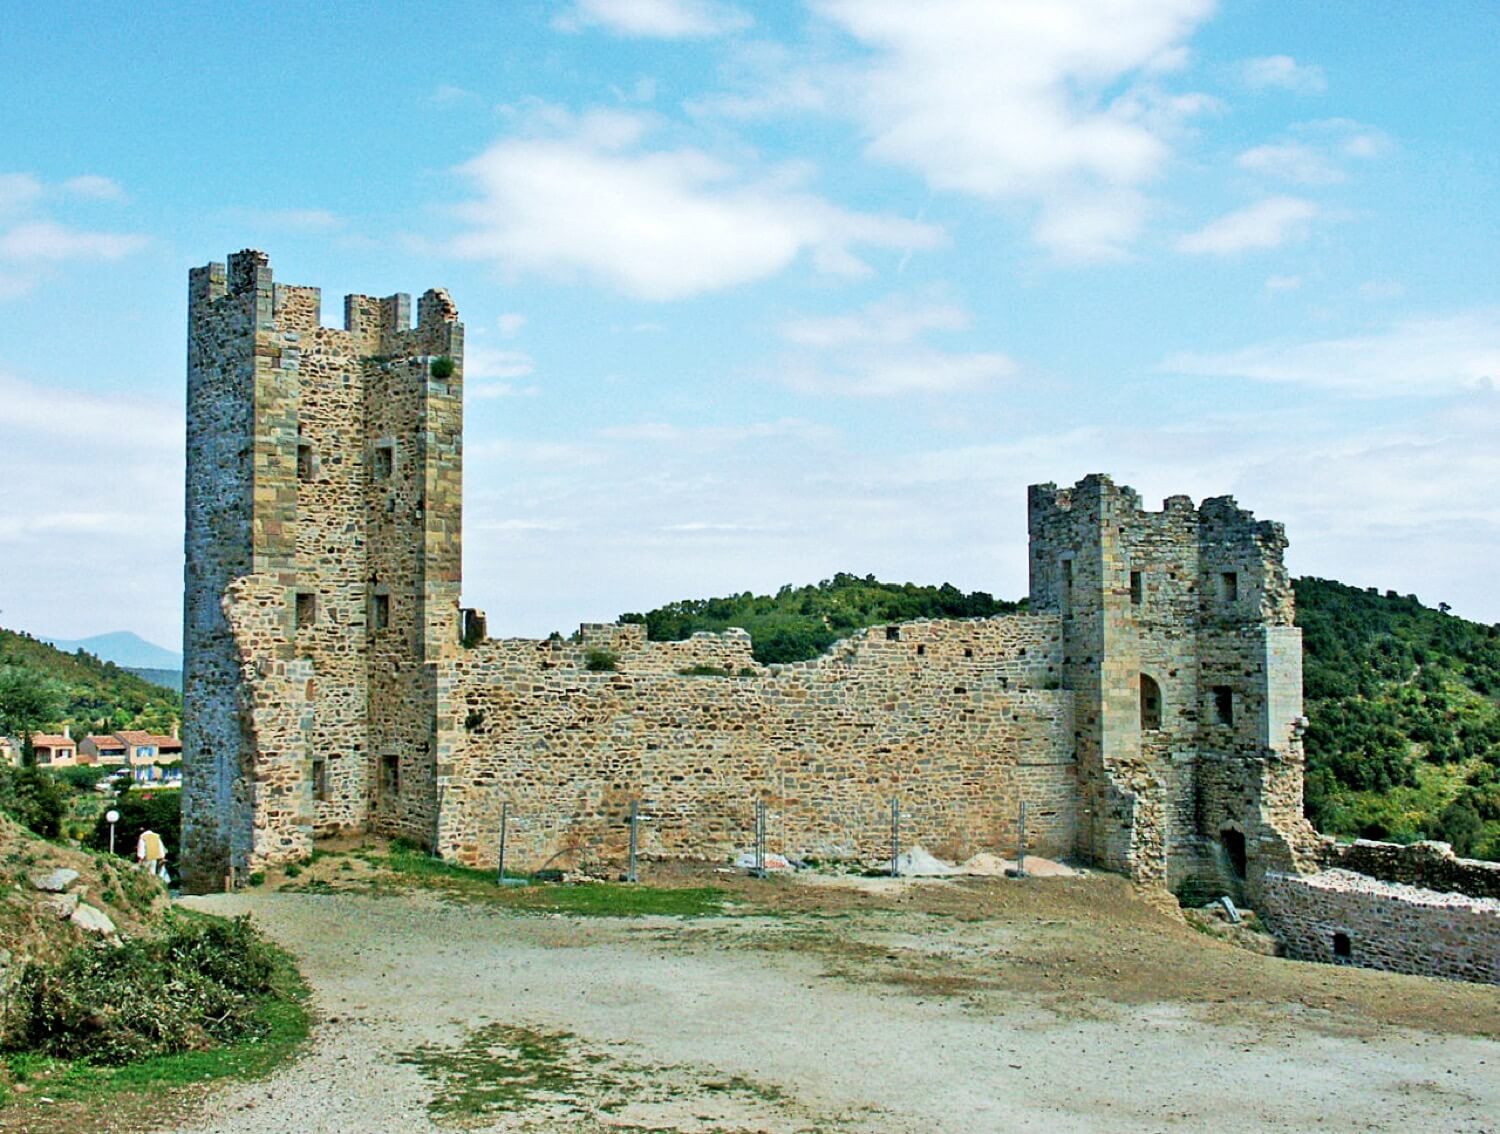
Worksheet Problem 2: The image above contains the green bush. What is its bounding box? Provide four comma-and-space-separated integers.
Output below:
430, 355, 456, 380
584, 649, 618, 673
84, 789, 181, 862
4, 915, 281, 1065
53, 765, 111, 792
0, 766, 69, 838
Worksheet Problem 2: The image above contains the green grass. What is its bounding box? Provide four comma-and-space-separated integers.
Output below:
400, 1024, 584, 1119
381, 839, 726, 917
0, 936, 309, 1107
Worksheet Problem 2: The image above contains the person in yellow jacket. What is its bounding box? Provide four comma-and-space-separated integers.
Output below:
136, 828, 166, 877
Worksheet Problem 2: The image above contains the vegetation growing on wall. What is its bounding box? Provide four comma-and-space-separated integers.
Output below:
621, 573, 1021, 665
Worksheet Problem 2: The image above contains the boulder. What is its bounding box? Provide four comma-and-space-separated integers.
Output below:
30, 868, 80, 893
70, 903, 117, 937
43, 892, 81, 919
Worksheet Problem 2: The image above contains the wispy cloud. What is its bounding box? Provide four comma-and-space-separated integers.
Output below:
1175, 196, 1317, 255
1236, 119, 1390, 185
0, 173, 146, 297
556, 0, 751, 38
816, 0, 1215, 261
446, 107, 942, 300
61, 175, 124, 200
1159, 309, 1500, 396
1240, 55, 1327, 94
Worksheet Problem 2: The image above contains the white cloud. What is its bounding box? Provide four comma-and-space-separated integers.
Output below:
599, 418, 830, 445
497, 312, 527, 338
1175, 196, 1317, 255
1240, 55, 1327, 94
1236, 120, 1390, 186
816, 0, 1215, 260
447, 108, 943, 300
1236, 142, 1342, 185
0, 220, 147, 262
61, 175, 124, 200
771, 295, 1016, 397
557, 0, 750, 38
466, 346, 536, 381
1159, 310, 1500, 396
0, 372, 180, 440
0, 173, 43, 218
1264, 274, 1301, 293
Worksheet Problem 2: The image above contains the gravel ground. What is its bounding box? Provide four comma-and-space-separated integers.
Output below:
153, 885, 1500, 1134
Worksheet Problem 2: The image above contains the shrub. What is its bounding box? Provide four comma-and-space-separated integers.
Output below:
430, 355, 456, 380
53, 764, 111, 792
584, 649, 618, 673
0, 766, 69, 838
84, 790, 181, 861
4, 914, 281, 1065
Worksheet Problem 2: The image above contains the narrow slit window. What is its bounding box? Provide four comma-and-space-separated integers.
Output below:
1140, 674, 1162, 731
295, 591, 317, 629
381, 753, 400, 797
372, 592, 390, 631
312, 757, 328, 802
1221, 571, 1239, 603
1130, 570, 1143, 606
1213, 685, 1234, 726
296, 443, 314, 483
373, 442, 394, 481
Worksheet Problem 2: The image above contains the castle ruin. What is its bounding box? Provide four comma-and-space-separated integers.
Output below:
183, 252, 1497, 983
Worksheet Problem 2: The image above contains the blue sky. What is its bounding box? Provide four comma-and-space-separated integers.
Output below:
1, 0, 1497, 650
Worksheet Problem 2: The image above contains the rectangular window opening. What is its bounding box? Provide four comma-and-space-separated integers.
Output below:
373, 442, 395, 481
1213, 685, 1234, 726
381, 753, 400, 798
1130, 570, 1143, 606
295, 591, 317, 629
297, 443, 314, 483
1221, 571, 1239, 603
885, 626, 900, 641
372, 592, 390, 631
312, 758, 328, 802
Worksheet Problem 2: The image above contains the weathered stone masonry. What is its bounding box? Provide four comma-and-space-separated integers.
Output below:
183, 253, 1496, 984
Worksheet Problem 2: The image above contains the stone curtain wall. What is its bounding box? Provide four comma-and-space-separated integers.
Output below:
434, 617, 1075, 872
1261, 869, 1500, 984
1323, 839, 1500, 900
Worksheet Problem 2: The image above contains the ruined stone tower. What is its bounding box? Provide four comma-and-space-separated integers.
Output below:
182, 250, 463, 890
1028, 475, 1316, 901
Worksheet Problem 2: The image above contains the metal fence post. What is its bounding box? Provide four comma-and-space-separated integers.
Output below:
1016, 800, 1029, 878
754, 798, 767, 878
890, 797, 901, 878
627, 799, 639, 883
497, 799, 509, 883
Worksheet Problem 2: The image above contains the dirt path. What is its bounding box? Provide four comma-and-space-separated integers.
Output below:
164, 885, 1500, 1134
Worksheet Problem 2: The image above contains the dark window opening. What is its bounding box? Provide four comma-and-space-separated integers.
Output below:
915, 644, 926, 656
1060, 558, 1073, 614
1221, 571, 1239, 602
372, 592, 390, 631
964, 647, 974, 658
295, 591, 317, 629
1221, 828, 1247, 880
373, 443, 394, 480
1213, 685, 1234, 726
1130, 570, 1143, 605
297, 443, 314, 483
885, 626, 900, 641
381, 753, 400, 797
312, 758, 328, 802
1332, 931, 1352, 959
1140, 674, 1162, 731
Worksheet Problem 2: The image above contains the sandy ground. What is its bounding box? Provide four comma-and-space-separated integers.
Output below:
113, 873, 1498, 1134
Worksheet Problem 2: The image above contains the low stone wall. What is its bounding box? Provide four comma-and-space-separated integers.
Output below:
1260, 869, 1500, 984
1321, 839, 1500, 900
435, 615, 1077, 872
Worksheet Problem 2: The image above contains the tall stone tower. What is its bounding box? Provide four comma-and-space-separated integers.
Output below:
182, 250, 464, 891
1028, 474, 1316, 901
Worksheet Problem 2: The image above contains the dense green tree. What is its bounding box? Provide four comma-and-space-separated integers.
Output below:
0, 665, 65, 765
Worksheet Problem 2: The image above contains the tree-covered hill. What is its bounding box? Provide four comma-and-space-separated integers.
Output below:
621, 573, 1022, 665
0, 627, 182, 739
1295, 579, 1499, 859
622, 574, 1500, 860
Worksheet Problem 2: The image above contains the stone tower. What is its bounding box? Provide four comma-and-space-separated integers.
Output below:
1028, 474, 1316, 901
182, 250, 463, 891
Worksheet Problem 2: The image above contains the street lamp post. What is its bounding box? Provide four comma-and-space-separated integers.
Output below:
106, 809, 120, 856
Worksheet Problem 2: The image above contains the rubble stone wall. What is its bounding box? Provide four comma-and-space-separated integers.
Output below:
1321, 839, 1500, 900
1260, 869, 1500, 984
434, 617, 1076, 872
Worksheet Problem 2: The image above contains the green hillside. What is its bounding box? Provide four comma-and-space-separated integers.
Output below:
1295, 579, 1499, 859
0, 627, 182, 739
620, 573, 1021, 665
622, 574, 1500, 861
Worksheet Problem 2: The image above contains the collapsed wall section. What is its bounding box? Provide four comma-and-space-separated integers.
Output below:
434, 617, 1075, 872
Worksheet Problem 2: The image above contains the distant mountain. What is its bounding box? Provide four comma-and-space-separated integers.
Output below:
0, 627, 181, 736
43, 631, 181, 671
